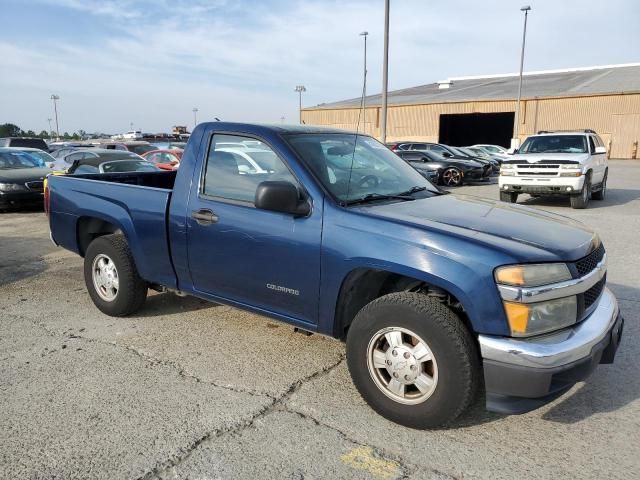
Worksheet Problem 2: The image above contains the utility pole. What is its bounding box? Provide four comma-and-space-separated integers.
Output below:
295, 85, 306, 124
47, 118, 53, 139
513, 5, 532, 148
50, 95, 60, 140
192, 107, 198, 128
380, 0, 390, 143
360, 31, 368, 133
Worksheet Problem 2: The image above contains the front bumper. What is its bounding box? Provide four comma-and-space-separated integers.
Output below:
0, 191, 44, 209
498, 174, 585, 195
478, 288, 623, 414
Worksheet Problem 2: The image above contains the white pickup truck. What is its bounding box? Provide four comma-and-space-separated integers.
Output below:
499, 130, 608, 209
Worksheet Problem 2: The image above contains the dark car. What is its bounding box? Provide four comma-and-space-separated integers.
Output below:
395, 150, 486, 186
0, 148, 51, 210
451, 147, 500, 174
0, 137, 49, 152
67, 151, 159, 175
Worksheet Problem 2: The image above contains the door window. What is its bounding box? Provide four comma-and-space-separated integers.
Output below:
588, 136, 596, 154
203, 134, 298, 203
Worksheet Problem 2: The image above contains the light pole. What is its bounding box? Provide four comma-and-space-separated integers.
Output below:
513, 5, 531, 148
47, 118, 53, 139
380, 0, 390, 143
50, 95, 60, 140
295, 85, 306, 124
360, 31, 368, 133
192, 107, 198, 128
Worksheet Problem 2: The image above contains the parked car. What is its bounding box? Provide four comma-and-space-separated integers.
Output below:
453, 147, 500, 173
395, 150, 487, 186
397, 154, 440, 183
122, 130, 143, 140
68, 158, 160, 175
385, 141, 415, 152
47, 123, 623, 428
51, 149, 146, 173
142, 149, 182, 170
465, 146, 505, 164
217, 147, 280, 174
499, 130, 608, 209
9, 147, 57, 168
471, 144, 509, 158
0, 148, 51, 210
96, 141, 156, 156
0, 137, 49, 152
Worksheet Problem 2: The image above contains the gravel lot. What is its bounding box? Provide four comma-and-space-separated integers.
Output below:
1, 160, 639, 479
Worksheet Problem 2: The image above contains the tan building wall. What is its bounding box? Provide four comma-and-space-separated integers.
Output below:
302, 93, 640, 159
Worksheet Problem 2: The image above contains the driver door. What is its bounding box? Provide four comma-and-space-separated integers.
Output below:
186, 133, 322, 326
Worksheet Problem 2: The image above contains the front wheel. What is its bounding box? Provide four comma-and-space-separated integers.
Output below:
84, 234, 147, 316
570, 175, 591, 209
441, 168, 463, 187
346, 293, 479, 429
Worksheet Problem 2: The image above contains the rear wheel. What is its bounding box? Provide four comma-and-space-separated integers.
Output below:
592, 169, 607, 200
84, 234, 147, 316
570, 174, 591, 209
500, 191, 518, 203
441, 168, 463, 187
346, 293, 479, 429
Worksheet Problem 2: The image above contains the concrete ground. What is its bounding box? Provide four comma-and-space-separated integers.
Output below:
1, 160, 638, 479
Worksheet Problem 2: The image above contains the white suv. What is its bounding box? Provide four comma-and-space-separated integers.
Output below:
498, 130, 608, 209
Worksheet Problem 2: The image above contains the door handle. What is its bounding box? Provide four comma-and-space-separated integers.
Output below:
191, 209, 218, 225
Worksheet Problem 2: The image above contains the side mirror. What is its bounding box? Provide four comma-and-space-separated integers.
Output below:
595, 146, 606, 154
442, 152, 452, 158
255, 181, 310, 216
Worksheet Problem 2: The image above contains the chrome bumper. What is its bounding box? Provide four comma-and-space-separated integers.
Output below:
479, 287, 619, 369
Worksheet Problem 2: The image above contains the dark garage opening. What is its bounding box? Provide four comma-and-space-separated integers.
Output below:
438, 112, 515, 147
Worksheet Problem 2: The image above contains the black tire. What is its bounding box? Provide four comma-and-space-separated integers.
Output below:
441, 167, 463, 187
500, 191, 518, 203
84, 234, 147, 316
592, 169, 607, 200
570, 174, 591, 209
346, 292, 480, 429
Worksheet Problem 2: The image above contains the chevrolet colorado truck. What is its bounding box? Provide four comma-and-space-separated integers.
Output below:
47, 123, 624, 428
499, 130, 608, 209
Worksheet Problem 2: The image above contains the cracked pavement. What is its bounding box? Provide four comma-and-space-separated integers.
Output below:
1, 160, 639, 479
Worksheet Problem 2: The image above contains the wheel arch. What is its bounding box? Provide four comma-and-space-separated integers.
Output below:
333, 267, 474, 340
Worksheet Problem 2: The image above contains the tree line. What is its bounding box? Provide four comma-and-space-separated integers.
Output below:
0, 123, 90, 140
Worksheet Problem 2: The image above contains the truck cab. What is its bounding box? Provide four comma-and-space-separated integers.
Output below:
499, 130, 608, 208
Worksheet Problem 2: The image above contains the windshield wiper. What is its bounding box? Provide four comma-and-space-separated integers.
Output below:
395, 186, 427, 196
344, 192, 416, 206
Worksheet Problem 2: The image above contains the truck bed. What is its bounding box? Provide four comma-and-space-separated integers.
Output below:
48, 171, 179, 289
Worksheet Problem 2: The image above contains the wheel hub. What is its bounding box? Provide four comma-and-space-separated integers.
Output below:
386, 346, 419, 383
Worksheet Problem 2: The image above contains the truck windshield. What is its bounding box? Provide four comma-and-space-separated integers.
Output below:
287, 133, 440, 204
519, 135, 587, 154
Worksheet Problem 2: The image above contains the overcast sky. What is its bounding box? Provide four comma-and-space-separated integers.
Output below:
1, 0, 638, 134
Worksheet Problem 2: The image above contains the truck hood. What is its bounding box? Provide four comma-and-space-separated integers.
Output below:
0, 167, 51, 183
506, 153, 589, 163
357, 194, 597, 261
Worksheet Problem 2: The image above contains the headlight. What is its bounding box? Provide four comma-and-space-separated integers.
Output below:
495, 263, 571, 286
500, 170, 515, 176
503, 296, 577, 336
0, 182, 28, 192
560, 164, 581, 169
501, 164, 514, 169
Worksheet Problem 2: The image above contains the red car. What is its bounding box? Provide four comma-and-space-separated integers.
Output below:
142, 149, 182, 170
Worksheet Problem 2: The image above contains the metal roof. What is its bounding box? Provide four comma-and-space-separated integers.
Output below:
306, 64, 640, 110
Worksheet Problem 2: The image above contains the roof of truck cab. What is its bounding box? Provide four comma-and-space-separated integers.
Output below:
200, 122, 357, 135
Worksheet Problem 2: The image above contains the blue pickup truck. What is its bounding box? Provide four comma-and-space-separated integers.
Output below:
47, 123, 623, 428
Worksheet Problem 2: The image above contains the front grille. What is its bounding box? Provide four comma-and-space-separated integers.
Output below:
516, 164, 559, 169
517, 171, 557, 176
575, 244, 605, 276
25, 181, 44, 192
584, 275, 606, 310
